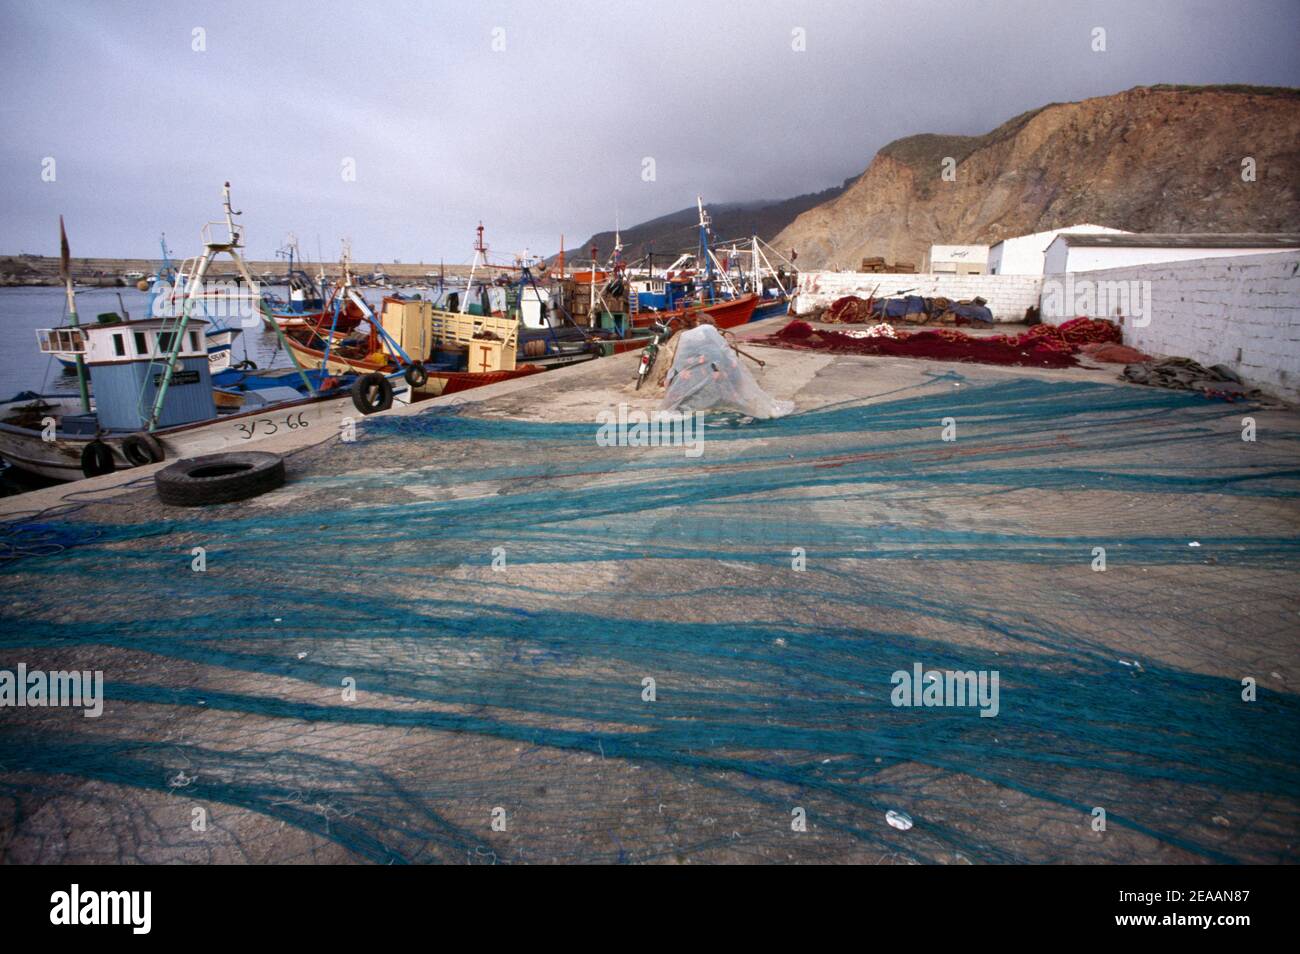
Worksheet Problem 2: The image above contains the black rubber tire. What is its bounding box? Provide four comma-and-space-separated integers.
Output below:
351, 373, 393, 415
80, 440, 116, 478
234, 359, 258, 371
154, 452, 285, 507
122, 432, 165, 466
403, 363, 429, 388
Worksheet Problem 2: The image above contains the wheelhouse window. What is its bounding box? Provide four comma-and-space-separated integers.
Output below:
134, 331, 148, 355
36, 328, 86, 354
113, 333, 126, 357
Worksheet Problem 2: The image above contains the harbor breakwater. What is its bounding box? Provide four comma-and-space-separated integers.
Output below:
0, 256, 482, 286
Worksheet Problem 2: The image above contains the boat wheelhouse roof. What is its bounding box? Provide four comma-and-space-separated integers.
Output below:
53, 316, 214, 332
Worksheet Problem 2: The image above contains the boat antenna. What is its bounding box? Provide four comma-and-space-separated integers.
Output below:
613, 210, 623, 272
221, 181, 242, 247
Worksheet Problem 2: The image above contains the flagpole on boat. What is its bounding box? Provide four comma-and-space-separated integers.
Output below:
59, 216, 92, 414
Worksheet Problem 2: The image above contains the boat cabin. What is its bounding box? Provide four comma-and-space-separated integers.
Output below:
631, 275, 696, 312
37, 317, 217, 431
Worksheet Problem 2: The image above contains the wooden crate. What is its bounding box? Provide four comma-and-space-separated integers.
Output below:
428, 309, 518, 370
464, 338, 512, 373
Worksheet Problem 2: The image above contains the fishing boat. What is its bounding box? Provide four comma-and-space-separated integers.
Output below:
624, 200, 763, 330
258, 240, 365, 332
281, 328, 544, 397
717, 236, 797, 322
455, 225, 657, 365
0, 186, 408, 482
284, 291, 546, 396
627, 285, 759, 330
53, 237, 248, 374
512, 256, 653, 366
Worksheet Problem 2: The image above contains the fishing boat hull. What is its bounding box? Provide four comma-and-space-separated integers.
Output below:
284, 328, 545, 395
270, 309, 364, 332
416, 366, 545, 397
631, 292, 759, 330
0, 385, 407, 482
284, 329, 387, 374
203, 327, 242, 371
752, 296, 792, 322
265, 291, 367, 332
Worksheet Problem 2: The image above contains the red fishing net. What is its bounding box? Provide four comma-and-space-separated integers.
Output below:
1079, 342, 1150, 364
758, 317, 1122, 369
826, 296, 874, 323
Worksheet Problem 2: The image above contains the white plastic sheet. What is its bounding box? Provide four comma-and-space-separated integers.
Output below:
660, 325, 793, 419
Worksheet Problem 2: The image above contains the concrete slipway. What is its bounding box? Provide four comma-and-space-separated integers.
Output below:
1, 317, 1297, 864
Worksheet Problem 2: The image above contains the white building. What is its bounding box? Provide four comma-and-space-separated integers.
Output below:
926, 244, 988, 275
1043, 233, 1300, 274
987, 224, 1129, 275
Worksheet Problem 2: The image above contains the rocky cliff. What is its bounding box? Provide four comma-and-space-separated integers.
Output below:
773, 85, 1300, 269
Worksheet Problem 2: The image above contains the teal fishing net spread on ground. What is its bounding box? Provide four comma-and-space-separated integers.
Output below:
2, 376, 1298, 863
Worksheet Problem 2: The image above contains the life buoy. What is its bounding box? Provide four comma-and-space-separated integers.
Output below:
80, 440, 116, 478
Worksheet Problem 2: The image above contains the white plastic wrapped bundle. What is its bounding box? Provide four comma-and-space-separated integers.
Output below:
660, 324, 794, 419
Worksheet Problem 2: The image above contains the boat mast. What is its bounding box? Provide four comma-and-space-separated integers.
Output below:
59, 216, 91, 413
462, 222, 487, 314
148, 182, 317, 431
696, 196, 714, 303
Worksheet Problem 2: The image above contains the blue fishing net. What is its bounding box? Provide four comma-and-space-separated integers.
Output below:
1, 376, 1297, 863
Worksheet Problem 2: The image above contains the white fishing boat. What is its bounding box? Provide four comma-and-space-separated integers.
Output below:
0, 185, 409, 482
53, 236, 248, 373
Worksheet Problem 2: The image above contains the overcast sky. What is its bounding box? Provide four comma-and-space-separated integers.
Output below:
2, 0, 1297, 264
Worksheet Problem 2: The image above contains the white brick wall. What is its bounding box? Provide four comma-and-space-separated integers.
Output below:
1038, 251, 1300, 401
792, 271, 1043, 322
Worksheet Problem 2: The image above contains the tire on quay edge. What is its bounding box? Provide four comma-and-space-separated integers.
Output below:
122, 432, 165, 466
154, 452, 285, 507
351, 373, 393, 414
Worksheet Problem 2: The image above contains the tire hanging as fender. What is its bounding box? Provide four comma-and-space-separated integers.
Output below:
122, 432, 165, 466
403, 363, 428, 388
351, 373, 393, 414
80, 440, 116, 478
